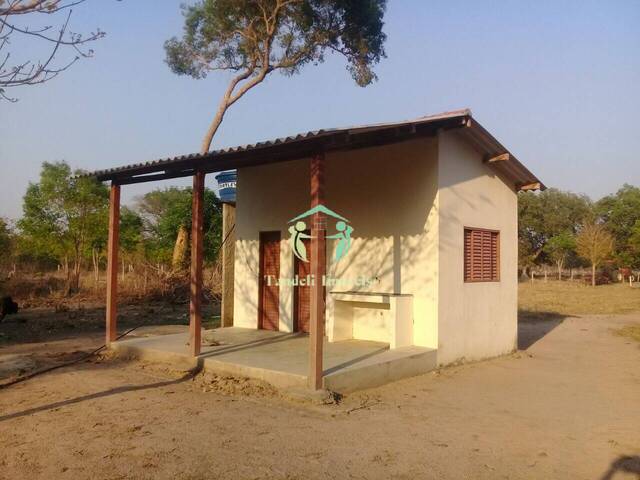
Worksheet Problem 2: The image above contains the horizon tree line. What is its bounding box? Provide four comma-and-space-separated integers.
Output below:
1, 161, 639, 292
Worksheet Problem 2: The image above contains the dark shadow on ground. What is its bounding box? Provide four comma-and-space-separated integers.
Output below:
198, 332, 304, 359
600, 455, 640, 480
518, 310, 573, 350
0, 363, 203, 423
323, 346, 389, 375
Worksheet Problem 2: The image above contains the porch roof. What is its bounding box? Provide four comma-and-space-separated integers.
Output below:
81, 108, 544, 191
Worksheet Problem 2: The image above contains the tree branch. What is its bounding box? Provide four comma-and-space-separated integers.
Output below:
0, 1, 104, 100
0, 0, 87, 16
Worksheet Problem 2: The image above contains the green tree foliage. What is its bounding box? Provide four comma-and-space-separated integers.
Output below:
518, 188, 591, 270
0, 218, 12, 254
544, 231, 577, 279
119, 207, 146, 265
166, 0, 387, 85
595, 184, 640, 268
165, 0, 387, 153
629, 220, 640, 262
0, 218, 15, 274
137, 187, 222, 265
18, 161, 109, 291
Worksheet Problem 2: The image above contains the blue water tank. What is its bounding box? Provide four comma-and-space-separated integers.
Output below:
215, 170, 237, 203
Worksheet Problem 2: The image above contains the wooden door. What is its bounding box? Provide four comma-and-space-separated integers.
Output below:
293, 235, 325, 333
258, 231, 280, 331
294, 236, 311, 332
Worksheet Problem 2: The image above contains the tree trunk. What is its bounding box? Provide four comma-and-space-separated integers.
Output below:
591, 264, 596, 287
92, 247, 100, 294
200, 101, 227, 155
172, 225, 189, 271
69, 259, 81, 294
557, 259, 563, 281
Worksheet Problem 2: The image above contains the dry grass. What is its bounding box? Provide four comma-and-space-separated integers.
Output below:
613, 324, 640, 342
1, 267, 222, 309
519, 280, 640, 316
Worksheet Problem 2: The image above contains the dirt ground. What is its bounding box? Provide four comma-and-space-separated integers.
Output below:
0, 309, 639, 480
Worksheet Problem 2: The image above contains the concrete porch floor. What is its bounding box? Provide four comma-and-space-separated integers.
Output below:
110, 327, 437, 393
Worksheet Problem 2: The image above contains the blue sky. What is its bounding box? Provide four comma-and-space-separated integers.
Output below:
1, 0, 639, 220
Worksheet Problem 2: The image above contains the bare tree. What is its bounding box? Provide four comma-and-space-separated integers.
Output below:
576, 222, 614, 287
0, 0, 105, 101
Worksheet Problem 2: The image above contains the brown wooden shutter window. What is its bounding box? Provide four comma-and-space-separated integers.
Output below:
464, 228, 500, 282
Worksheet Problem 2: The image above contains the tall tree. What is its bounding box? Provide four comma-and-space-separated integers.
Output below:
0, 217, 11, 254
164, 0, 387, 264
0, 217, 15, 276
119, 207, 145, 264
0, 0, 105, 101
165, 0, 387, 154
629, 220, 640, 263
18, 161, 109, 292
544, 231, 576, 280
518, 188, 591, 271
595, 184, 640, 268
576, 222, 614, 287
136, 187, 222, 267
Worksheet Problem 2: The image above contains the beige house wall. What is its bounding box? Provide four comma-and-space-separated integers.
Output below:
436, 129, 519, 365
233, 130, 519, 363
233, 138, 439, 349
233, 158, 310, 332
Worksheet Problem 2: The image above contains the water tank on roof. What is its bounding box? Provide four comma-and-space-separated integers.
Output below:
215, 170, 236, 203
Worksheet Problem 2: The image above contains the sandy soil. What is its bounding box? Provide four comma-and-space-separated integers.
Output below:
0, 313, 639, 479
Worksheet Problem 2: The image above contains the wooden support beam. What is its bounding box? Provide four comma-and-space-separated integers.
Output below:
189, 171, 205, 357
485, 153, 510, 163
220, 202, 236, 327
518, 181, 541, 191
106, 183, 120, 345
309, 152, 326, 391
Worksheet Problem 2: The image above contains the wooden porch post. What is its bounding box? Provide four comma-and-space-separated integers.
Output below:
189, 171, 205, 356
220, 202, 235, 327
106, 183, 120, 345
309, 152, 326, 390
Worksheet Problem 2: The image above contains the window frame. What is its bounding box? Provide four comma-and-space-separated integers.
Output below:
463, 226, 501, 283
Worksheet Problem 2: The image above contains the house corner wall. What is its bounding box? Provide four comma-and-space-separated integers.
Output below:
436, 129, 518, 365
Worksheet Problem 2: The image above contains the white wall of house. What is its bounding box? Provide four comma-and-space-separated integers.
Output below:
233, 130, 519, 365
233, 138, 439, 349
324, 138, 439, 348
436, 129, 519, 365
233, 158, 310, 332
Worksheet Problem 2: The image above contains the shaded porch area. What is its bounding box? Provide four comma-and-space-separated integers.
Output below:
110, 327, 437, 394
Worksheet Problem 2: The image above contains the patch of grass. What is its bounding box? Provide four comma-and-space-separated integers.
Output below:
519, 280, 640, 316
613, 325, 640, 342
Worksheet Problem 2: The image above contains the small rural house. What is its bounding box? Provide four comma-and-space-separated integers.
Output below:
232, 109, 543, 366
87, 109, 543, 392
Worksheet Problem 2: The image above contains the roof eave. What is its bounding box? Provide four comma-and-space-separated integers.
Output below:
78, 109, 544, 192
460, 118, 546, 191
84, 112, 471, 185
